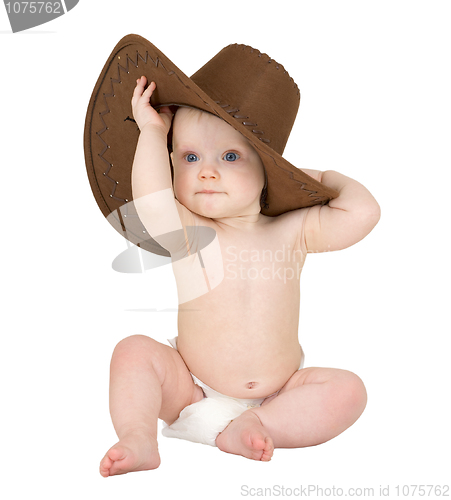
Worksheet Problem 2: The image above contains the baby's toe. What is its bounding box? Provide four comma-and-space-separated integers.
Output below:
261, 437, 274, 461
99, 454, 113, 477
99, 445, 132, 477
107, 445, 127, 462
107, 446, 135, 475
247, 431, 273, 460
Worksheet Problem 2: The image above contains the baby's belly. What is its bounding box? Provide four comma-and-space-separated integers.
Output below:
177, 331, 303, 399
174, 243, 304, 398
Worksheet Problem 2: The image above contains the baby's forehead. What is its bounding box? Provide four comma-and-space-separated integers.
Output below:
174, 106, 216, 125
172, 107, 250, 147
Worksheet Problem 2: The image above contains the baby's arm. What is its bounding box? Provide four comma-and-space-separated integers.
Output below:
131, 77, 187, 239
130, 78, 220, 304
302, 169, 380, 253
131, 77, 173, 197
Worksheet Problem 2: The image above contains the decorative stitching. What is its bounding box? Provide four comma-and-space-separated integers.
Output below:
252, 141, 324, 202
214, 101, 270, 143
96, 49, 175, 204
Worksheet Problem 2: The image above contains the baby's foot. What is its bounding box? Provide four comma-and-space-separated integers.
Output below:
215, 410, 274, 461
99, 431, 161, 477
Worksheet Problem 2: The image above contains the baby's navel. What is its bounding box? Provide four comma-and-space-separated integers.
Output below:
247, 381, 258, 390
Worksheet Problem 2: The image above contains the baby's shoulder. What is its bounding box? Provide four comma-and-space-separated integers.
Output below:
265, 208, 309, 229
265, 208, 309, 251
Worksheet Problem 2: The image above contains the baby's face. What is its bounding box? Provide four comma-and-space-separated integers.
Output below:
171, 108, 265, 219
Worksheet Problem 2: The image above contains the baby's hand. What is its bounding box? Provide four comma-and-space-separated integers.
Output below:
131, 76, 173, 134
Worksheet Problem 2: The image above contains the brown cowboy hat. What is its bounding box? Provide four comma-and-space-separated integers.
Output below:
84, 34, 338, 254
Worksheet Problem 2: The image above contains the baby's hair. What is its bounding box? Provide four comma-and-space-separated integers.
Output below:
175, 106, 204, 119
260, 170, 268, 210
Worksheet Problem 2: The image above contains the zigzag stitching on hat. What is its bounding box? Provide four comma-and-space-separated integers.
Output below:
96, 94, 122, 199
96, 51, 167, 202
252, 143, 325, 203
96, 86, 128, 202
114, 51, 167, 81
215, 101, 271, 144
96, 49, 194, 204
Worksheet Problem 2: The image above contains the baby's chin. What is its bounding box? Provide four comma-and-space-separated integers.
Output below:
184, 199, 241, 219
190, 205, 235, 219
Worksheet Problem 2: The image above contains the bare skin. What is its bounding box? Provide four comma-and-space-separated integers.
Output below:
100, 335, 204, 477
99, 77, 380, 475
99, 432, 160, 477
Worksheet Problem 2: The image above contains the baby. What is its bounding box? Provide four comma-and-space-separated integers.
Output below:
99, 76, 380, 477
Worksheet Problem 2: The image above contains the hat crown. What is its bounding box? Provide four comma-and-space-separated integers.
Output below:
190, 44, 300, 155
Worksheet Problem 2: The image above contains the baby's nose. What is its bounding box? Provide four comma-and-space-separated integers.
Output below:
199, 163, 220, 178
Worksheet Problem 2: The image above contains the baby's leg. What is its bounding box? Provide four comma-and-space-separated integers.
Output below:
216, 367, 366, 456
99, 335, 203, 477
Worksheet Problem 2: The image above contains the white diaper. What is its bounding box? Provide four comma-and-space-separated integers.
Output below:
161, 337, 269, 447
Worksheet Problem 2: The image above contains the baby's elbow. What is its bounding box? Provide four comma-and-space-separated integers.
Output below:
368, 200, 381, 226
359, 194, 381, 223
359, 201, 381, 235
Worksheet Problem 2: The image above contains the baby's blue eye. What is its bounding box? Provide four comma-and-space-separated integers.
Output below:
185, 154, 199, 162
224, 152, 239, 162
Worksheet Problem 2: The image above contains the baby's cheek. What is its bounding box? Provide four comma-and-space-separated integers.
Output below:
172, 174, 183, 195
173, 179, 192, 206
240, 180, 260, 198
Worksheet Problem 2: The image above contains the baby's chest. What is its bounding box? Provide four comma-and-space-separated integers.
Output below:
219, 239, 304, 286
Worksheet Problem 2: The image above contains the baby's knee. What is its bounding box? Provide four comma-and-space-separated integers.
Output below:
336, 370, 367, 416
114, 334, 152, 353
112, 335, 162, 364
111, 335, 174, 381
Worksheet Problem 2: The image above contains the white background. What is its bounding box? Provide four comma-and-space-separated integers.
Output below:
1, 1, 449, 498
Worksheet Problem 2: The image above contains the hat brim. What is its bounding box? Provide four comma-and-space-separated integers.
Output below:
84, 34, 338, 252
